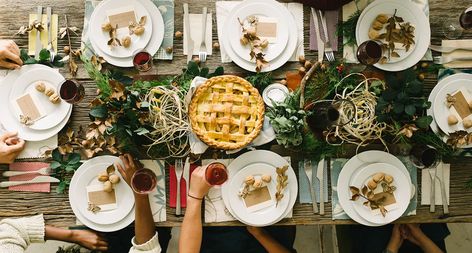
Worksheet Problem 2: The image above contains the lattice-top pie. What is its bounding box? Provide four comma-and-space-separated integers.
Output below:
189, 75, 265, 150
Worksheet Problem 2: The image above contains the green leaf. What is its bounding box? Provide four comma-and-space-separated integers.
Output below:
199, 67, 209, 78
67, 153, 81, 165
393, 103, 404, 114
187, 61, 200, 76
212, 66, 224, 77
56, 181, 67, 194
65, 165, 76, 172
20, 49, 30, 61
89, 105, 108, 119
415, 115, 433, 129
134, 127, 150, 135
52, 149, 63, 162
49, 161, 62, 170
404, 104, 416, 116
24, 58, 37, 64
406, 80, 423, 95
39, 49, 50, 61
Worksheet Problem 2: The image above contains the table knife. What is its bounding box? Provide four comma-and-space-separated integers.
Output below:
311, 8, 324, 62
183, 3, 194, 63
304, 160, 319, 214
183, 156, 190, 202
316, 158, 325, 215
35, 6, 43, 59
437, 164, 449, 215
428, 167, 437, 212
0, 176, 59, 188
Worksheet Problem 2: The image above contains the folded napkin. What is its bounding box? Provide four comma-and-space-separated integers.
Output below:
203, 157, 292, 223
442, 40, 472, 69
298, 159, 329, 203
141, 160, 167, 222
81, 0, 175, 60
28, 13, 58, 56
421, 163, 450, 205
342, 0, 431, 63
169, 164, 197, 208
215, 1, 304, 63
183, 13, 213, 56
309, 10, 339, 51
8, 162, 50, 192
330, 156, 418, 220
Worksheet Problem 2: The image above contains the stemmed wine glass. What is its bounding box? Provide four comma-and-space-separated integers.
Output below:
442, 6, 472, 39
306, 99, 356, 134
409, 144, 440, 169
356, 40, 384, 65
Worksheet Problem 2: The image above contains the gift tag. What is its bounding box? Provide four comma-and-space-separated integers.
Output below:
86, 184, 117, 212
107, 6, 136, 29
256, 16, 278, 43
15, 93, 44, 122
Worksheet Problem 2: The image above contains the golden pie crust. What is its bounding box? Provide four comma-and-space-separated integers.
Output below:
189, 75, 265, 150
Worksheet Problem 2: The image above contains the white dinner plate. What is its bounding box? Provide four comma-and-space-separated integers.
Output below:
9, 68, 71, 130
69, 156, 136, 232
227, 2, 289, 62
428, 73, 472, 147
89, 0, 164, 67
222, 0, 298, 72
433, 78, 472, 135
89, 0, 153, 59
337, 150, 411, 227
227, 163, 290, 226
222, 150, 298, 226
349, 163, 411, 225
73, 157, 134, 225
0, 65, 72, 141
356, 0, 430, 71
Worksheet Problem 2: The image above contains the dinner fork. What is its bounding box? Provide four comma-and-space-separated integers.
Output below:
303, 159, 319, 214
175, 159, 184, 216
3, 167, 50, 177
46, 7, 55, 63
429, 45, 472, 53
433, 55, 472, 64
318, 10, 335, 62
198, 7, 208, 63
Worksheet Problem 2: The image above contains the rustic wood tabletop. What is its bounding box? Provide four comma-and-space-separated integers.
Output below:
0, 0, 471, 228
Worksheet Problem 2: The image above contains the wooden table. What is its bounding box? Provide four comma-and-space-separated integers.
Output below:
0, 0, 471, 228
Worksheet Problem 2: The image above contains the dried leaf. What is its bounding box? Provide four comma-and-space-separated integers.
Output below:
361, 185, 368, 196
391, 51, 400, 58
350, 194, 360, 201
349, 186, 360, 195
106, 164, 115, 174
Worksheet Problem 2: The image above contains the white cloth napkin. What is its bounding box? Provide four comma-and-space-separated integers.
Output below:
183, 13, 213, 56
421, 163, 450, 205
203, 157, 293, 223
342, 0, 432, 63
0, 69, 58, 159
215, 1, 304, 63
185, 77, 275, 155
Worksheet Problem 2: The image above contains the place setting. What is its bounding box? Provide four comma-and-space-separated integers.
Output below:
84, 0, 166, 68
217, 0, 303, 72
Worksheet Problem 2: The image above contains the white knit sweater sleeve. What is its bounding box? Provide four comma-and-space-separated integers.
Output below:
129, 233, 162, 253
0, 214, 45, 253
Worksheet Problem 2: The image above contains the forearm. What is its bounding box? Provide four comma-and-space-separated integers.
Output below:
134, 194, 156, 245
250, 229, 291, 253
416, 235, 444, 253
45, 226, 73, 242
179, 198, 203, 253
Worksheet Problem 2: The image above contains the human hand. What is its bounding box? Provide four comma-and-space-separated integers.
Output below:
0, 40, 22, 69
188, 166, 212, 199
116, 153, 140, 186
0, 132, 25, 164
386, 224, 404, 253
70, 229, 108, 251
401, 224, 424, 246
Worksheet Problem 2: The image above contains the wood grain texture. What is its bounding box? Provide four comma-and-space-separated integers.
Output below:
0, 0, 471, 228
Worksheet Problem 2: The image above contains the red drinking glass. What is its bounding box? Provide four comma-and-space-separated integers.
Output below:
356, 40, 384, 65
133, 51, 153, 72
131, 168, 158, 194
205, 162, 228, 186
58, 79, 85, 104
